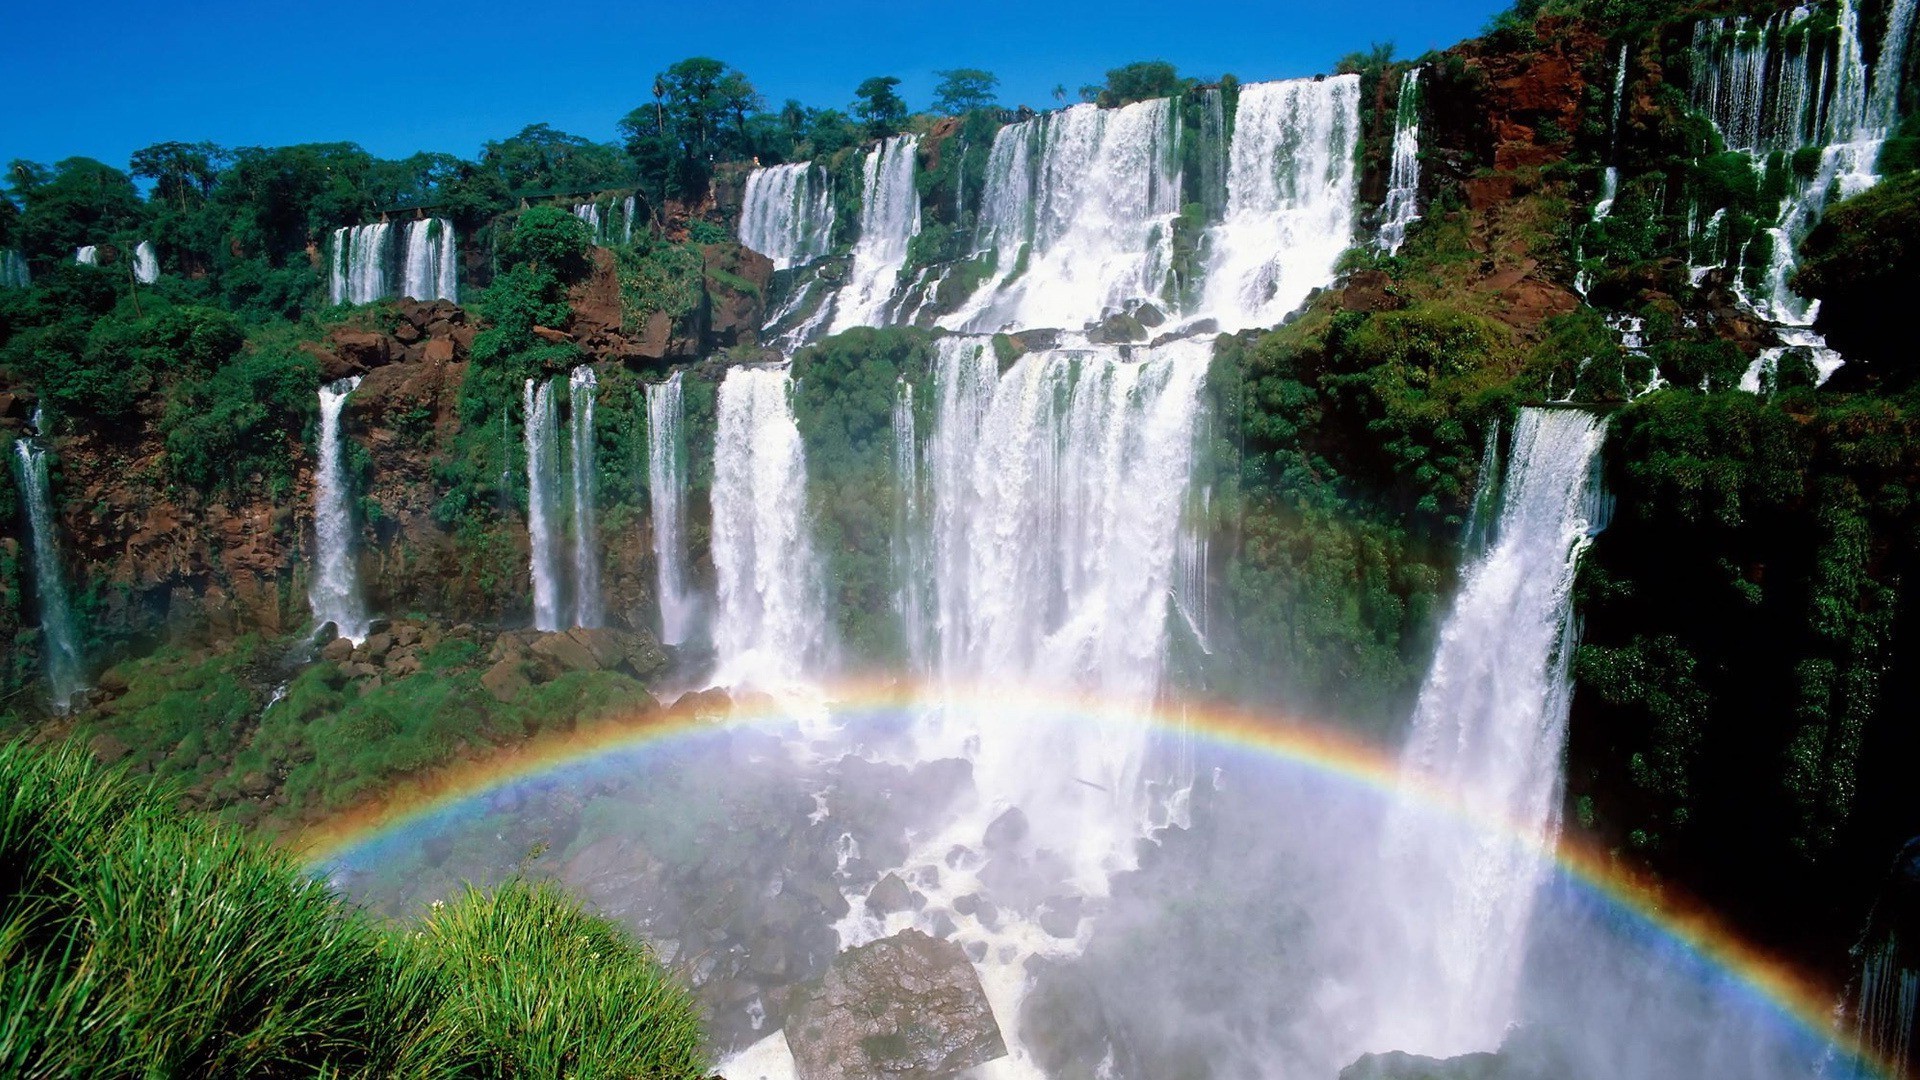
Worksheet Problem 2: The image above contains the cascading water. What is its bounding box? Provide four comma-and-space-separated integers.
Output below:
739, 162, 837, 270
1593, 45, 1629, 221
13, 429, 85, 709
709, 366, 823, 685
1, 250, 28, 288
890, 378, 927, 671
573, 202, 605, 244
309, 377, 370, 644
400, 218, 458, 302
133, 240, 159, 284
524, 377, 565, 632
1379, 68, 1424, 253
1202, 74, 1362, 331
645, 372, 695, 646
827, 135, 921, 334
568, 366, 602, 629
73, 245, 98, 266
330, 223, 392, 305
938, 99, 1184, 333
1368, 406, 1611, 1058
1690, 0, 1914, 325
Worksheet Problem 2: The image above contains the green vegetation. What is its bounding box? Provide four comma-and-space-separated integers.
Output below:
0, 739, 706, 1078
932, 69, 1001, 115
1794, 172, 1920, 380
854, 76, 911, 138
1081, 61, 1195, 107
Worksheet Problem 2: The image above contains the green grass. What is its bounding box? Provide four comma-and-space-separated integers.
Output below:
0, 739, 708, 1079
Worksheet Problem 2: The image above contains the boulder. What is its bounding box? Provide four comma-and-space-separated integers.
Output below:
982, 807, 1028, 851
784, 929, 1006, 1080
865, 872, 916, 916
319, 636, 355, 663
329, 330, 391, 370
530, 630, 600, 673
422, 337, 455, 363
1340, 1050, 1522, 1080
480, 658, 530, 702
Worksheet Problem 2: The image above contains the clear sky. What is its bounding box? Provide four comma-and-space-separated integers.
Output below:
1, 0, 1508, 171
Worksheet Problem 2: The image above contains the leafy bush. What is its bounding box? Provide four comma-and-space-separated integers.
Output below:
0, 740, 709, 1078
162, 341, 319, 494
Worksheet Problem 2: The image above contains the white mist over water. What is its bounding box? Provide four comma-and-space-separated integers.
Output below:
828, 135, 922, 334
524, 377, 564, 632
1368, 406, 1611, 1058
710, 366, 823, 686
309, 377, 370, 644
12, 434, 84, 710
1379, 68, 1424, 253
646, 372, 696, 646
568, 366, 602, 629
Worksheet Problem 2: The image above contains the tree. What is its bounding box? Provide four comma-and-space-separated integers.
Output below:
853, 76, 909, 139
1082, 61, 1193, 108
932, 69, 1000, 115
480, 125, 630, 196
129, 142, 228, 212
619, 57, 761, 202
1336, 42, 1397, 77
8, 157, 147, 261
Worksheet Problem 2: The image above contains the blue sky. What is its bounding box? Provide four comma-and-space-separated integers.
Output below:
2, 0, 1508, 170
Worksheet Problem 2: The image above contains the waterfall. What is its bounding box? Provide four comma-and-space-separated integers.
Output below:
13, 434, 84, 709
1379, 68, 1424, 253
133, 240, 158, 284
73, 245, 98, 266
739, 162, 837, 270
710, 366, 823, 685
568, 366, 601, 629
891, 378, 927, 670
572, 202, 605, 244
622, 195, 637, 244
309, 377, 370, 644
1593, 46, 1628, 221
400, 218, 458, 302
1, 250, 27, 288
915, 335, 1212, 880
1856, 938, 1920, 1078
1690, 0, 1913, 325
330, 223, 393, 305
524, 377, 564, 632
1202, 74, 1362, 331
1173, 485, 1211, 649
1370, 406, 1611, 1058
646, 372, 695, 646
938, 98, 1184, 333
827, 135, 922, 334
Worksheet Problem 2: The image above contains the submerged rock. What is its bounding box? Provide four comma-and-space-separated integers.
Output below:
1340, 1050, 1525, 1080
784, 929, 1006, 1080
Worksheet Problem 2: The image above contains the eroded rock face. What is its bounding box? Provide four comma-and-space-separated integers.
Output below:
784, 929, 1006, 1080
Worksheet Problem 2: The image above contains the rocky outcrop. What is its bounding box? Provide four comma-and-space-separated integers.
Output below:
783, 929, 1006, 1080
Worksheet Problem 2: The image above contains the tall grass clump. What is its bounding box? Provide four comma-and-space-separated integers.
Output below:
0, 739, 709, 1079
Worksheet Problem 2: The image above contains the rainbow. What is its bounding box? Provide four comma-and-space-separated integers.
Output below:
300, 679, 1889, 1078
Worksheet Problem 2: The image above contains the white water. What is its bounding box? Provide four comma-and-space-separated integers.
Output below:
646, 372, 696, 645
568, 366, 602, 629
710, 366, 823, 686
739, 162, 837, 270
72, 245, 98, 266
572, 202, 605, 244
891, 378, 928, 671
524, 377, 564, 632
939, 99, 1184, 333
400, 218, 458, 302
0, 250, 27, 288
13, 436, 85, 710
1369, 406, 1611, 1058
330, 223, 392, 305
309, 377, 370, 644
828, 135, 922, 334
1202, 74, 1362, 331
133, 240, 159, 284
1379, 68, 1424, 253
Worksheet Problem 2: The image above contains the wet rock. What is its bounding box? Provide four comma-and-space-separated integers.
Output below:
945, 844, 980, 870
530, 630, 599, 673
1340, 1050, 1521, 1080
1037, 895, 1082, 939
785, 929, 1006, 1080
1089, 310, 1147, 344
983, 807, 1028, 851
319, 636, 355, 663
952, 893, 979, 916
866, 872, 915, 916
963, 940, 987, 962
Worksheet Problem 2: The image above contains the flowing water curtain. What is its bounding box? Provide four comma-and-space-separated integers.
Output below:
646, 372, 695, 645
1368, 406, 1611, 1058
568, 366, 602, 629
400, 218, 458, 302
524, 377, 565, 632
826, 135, 922, 334
133, 240, 159, 284
1378, 68, 1423, 253
738, 162, 836, 271
309, 377, 370, 644
12, 436, 85, 709
330, 223, 393, 305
